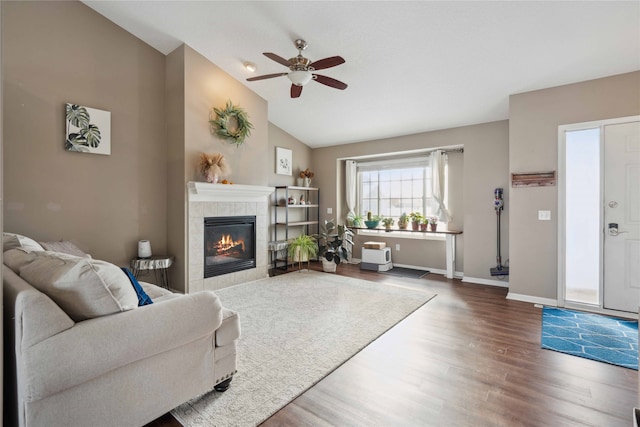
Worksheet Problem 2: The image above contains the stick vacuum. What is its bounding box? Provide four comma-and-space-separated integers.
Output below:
490, 188, 509, 276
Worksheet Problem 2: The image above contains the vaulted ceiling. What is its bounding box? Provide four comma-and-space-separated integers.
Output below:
84, 1, 640, 148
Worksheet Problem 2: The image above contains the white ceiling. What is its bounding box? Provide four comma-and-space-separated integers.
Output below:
83, 1, 640, 148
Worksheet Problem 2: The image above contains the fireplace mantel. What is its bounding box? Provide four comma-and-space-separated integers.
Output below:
186, 181, 273, 293
188, 181, 274, 202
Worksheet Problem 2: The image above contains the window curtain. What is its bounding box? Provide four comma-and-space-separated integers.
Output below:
430, 150, 450, 223
345, 160, 357, 216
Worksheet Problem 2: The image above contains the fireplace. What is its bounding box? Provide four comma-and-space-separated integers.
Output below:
204, 216, 256, 278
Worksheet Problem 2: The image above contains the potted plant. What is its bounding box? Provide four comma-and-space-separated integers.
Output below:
427, 216, 439, 232
347, 212, 364, 228
409, 212, 423, 231
287, 234, 318, 271
381, 217, 395, 231
419, 218, 428, 231
364, 211, 381, 229
398, 212, 409, 230
316, 220, 354, 273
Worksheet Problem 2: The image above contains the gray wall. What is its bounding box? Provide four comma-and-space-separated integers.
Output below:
3, 1, 167, 267
509, 71, 640, 300
267, 123, 313, 242
310, 120, 510, 281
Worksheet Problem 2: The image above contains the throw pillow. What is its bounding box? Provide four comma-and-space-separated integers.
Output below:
121, 267, 153, 306
3, 248, 38, 273
3, 232, 44, 253
18, 251, 138, 321
39, 240, 91, 258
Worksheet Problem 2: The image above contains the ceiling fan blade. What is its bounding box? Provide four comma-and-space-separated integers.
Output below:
310, 56, 345, 71
263, 52, 291, 67
313, 74, 348, 90
247, 72, 288, 82
291, 84, 303, 98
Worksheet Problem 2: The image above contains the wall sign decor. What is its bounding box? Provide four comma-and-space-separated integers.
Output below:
209, 100, 254, 147
65, 103, 111, 155
276, 147, 292, 176
511, 171, 556, 187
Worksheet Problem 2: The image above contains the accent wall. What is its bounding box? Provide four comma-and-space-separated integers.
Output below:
3, 1, 167, 267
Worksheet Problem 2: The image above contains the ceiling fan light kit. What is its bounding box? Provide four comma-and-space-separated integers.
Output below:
246, 39, 347, 98
288, 70, 312, 86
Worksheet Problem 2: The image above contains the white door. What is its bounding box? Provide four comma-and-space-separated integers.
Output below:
603, 121, 640, 312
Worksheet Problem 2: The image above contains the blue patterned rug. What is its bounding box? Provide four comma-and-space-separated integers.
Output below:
541, 307, 638, 370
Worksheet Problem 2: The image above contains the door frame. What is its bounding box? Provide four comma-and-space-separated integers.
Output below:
557, 115, 640, 317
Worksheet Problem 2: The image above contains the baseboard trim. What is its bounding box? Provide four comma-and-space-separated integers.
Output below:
506, 292, 557, 306
462, 276, 509, 288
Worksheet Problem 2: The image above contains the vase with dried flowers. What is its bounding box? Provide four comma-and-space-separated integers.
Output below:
199, 152, 230, 184
299, 168, 314, 187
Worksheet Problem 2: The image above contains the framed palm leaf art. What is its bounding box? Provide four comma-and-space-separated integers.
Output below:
65, 103, 111, 155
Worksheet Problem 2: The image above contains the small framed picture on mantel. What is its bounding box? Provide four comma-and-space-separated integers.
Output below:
276, 147, 292, 176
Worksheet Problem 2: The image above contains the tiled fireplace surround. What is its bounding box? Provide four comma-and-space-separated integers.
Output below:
187, 182, 274, 293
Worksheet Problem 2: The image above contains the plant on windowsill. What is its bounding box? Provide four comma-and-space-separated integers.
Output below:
364, 211, 381, 229
427, 216, 439, 232
347, 212, 364, 228
398, 212, 409, 230
316, 220, 354, 273
381, 217, 395, 231
409, 212, 424, 231
287, 234, 318, 271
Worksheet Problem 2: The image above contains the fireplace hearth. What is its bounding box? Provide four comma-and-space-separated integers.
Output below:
204, 216, 256, 278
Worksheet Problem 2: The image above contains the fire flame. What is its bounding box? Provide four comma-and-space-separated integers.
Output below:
215, 234, 245, 254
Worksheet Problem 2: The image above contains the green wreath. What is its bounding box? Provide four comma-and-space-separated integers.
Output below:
209, 100, 254, 146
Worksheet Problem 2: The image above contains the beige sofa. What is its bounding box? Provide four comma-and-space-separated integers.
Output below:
3, 235, 240, 427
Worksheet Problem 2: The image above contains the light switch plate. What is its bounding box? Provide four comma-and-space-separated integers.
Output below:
538, 210, 551, 220
327, 207, 333, 214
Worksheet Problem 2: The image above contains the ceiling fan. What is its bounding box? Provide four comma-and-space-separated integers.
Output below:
246, 39, 348, 98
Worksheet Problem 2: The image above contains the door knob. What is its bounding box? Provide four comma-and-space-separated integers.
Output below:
608, 223, 628, 236
608, 201, 618, 208
608, 223, 618, 236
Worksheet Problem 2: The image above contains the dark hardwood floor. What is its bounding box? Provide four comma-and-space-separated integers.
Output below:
147, 263, 638, 427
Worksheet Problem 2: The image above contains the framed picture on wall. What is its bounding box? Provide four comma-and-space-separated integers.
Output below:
276, 147, 292, 176
65, 103, 111, 155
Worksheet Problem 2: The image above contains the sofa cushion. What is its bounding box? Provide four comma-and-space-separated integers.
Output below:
140, 281, 174, 300
39, 240, 91, 258
121, 268, 153, 306
17, 251, 138, 321
3, 232, 44, 253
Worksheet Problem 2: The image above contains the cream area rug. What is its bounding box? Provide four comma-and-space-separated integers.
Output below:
171, 270, 436, 427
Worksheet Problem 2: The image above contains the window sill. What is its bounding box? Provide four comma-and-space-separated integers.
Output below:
355, 229, 446, 241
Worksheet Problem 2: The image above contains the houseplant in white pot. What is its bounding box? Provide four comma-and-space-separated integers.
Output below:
287, 234, 318, 271
316, 220, 354, 273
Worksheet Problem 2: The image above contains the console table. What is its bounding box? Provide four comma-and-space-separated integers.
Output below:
351, 228, 462, 279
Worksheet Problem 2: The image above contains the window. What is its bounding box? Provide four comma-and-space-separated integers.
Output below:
356, 155, 448, 221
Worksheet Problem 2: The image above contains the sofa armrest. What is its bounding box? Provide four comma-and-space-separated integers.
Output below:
4, 268, 75, 348
22, 291, 223, 402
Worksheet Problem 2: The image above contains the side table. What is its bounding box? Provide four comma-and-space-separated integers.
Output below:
268, 241, 288, 271
131, 255, 174, 289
